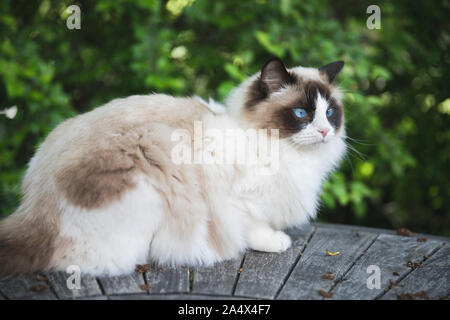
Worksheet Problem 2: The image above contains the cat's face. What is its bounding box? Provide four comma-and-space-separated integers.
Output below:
241, 58, 345, 147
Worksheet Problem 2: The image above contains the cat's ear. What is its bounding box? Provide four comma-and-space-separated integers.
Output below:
260, 57, 293, 95
319, 61, 344, 83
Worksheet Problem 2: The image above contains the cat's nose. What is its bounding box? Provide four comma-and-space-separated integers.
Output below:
318, 129, 329, 138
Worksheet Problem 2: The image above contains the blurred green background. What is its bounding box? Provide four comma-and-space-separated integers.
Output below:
0, 0, 449, 236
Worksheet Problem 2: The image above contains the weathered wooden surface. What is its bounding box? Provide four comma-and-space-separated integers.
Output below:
46, 271, 102, 299
192, 254, 244, 296
108, 294, 250, 300
0, 223, 448, 300
379, 245, 450, 300
98, 272, 146, 295
145, 264, 190, 294
0, 273, 57, 300
328, 234, 444, 300
277, 228, 378, 299
233, 225, 315, 299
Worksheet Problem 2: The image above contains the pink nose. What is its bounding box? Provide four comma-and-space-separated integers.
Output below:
318, 129, 329, 138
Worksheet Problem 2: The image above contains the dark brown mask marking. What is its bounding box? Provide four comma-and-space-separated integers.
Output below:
244, 58, 345, 139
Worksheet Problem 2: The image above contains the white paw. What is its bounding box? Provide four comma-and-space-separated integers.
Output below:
266, 231, 292, 252
249, 229, 292, 253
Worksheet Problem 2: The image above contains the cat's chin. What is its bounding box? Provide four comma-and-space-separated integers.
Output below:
289, 137, 337, 150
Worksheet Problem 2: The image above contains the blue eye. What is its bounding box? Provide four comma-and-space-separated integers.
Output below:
293, 108, 307, 119
326, 108, 334, 118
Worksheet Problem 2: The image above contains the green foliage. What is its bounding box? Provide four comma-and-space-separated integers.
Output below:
1, 0, 449, 235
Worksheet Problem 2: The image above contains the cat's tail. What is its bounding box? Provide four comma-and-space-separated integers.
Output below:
0, 205, 57, 277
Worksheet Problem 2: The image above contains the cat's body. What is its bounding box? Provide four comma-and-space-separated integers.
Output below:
0, 58, 346, 276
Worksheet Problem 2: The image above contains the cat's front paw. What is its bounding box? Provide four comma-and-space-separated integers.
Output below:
248, 228, 292, 253
267, 231, 292, 252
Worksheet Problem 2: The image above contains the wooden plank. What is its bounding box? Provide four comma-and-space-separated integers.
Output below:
0, 273, 57, 300
46, 271, 102, 299
98, 272, 146, 295
277, 228, 378, 300
329, 234, 443, 300
233, 225, 315, 299
76, 295, 108, 300
0, 223, 446, 300
313, 222, 450, 242
192, 255, 244, 296
380, 244, 450, 300
109, 293, 251, 300
145, 264, 190, 294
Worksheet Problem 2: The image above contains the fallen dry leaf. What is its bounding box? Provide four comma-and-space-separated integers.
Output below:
397, 293, 415, 300
30, 284, 50, 294
326, 249, 341, 256
318, 290, 334, 298
136, 264, 150, 273
321, 272, 335, 280
397, 291, 430, 300
389, 278, 396, 289
407, 261, 423, 269
414, 291, 430, 300
140, 284, 150, 292
396, 228, 412, 237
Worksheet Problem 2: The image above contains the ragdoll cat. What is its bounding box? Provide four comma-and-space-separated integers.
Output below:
0, 58, 346, 276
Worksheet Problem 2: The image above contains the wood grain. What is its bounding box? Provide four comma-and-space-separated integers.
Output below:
329, 234, 443, 300
233, 225, 315, 299
98, 272, 146, 295
46, 271, 103, 299
277, 228, 378, 299
145, 263, 190, 294
192, 255, 244, 296
380, 244, 450, 300
0, 273, 57, 300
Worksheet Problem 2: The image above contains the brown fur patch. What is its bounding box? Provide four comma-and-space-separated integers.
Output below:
55, 145, 137, 209
0, 193, 60, 276
54, 97, 213, 210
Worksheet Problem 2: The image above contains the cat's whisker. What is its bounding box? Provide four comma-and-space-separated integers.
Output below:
344, 135, 374, 146
343, 139, 367, 161
342, 152, 355, 177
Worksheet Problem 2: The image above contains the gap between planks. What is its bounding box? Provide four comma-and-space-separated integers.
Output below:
374, 242, 446, 300
95, 278, 106, 297
231, 254, 247, 296
273, 226, 318, 299
46, 275, 60, 299
326, 233, 380, 298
